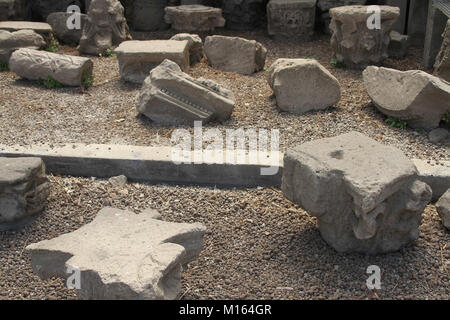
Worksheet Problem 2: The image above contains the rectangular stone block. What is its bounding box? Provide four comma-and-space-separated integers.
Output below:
114, 40, 190, 83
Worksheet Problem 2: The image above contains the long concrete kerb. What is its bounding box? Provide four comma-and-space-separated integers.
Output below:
0, 144, 283, 187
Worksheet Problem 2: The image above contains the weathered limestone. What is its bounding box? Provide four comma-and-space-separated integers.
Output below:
170, 33, 203, 64
26, 207, 206, 300
330, 5, 400, 68
363, 66, 450, 130
388, 31, 409, 59
267, 0, 316, 39
47, 12, 88, 45
132, 0, 169, 31
413, 159, 450, 202
282, 132, 432, 254
0, 157, 50, 231
267, 58, 341, 114
164, 5, 226, 32
0, 21, 53, 44
436, 189, 450, 229
434, 19, 450, 82
204, 35, 267, 75
9, 48, 94, 87
78, 0, 132, 56
316, 0, 367, 34
0, 0, 29, 20
137, 59, 235, 125
114, 40, 190, 83
223, 0, 267, 30
0, 30, 46, 63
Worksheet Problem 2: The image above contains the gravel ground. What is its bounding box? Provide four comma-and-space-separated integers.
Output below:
0, 29, 448, 161
0, 30, 449, 300
0, 176, 448, 300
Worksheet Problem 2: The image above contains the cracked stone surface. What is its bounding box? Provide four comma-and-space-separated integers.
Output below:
282, 132, 432, 254
0, 157, 49, 231
26, 206, 206, 300
136, 59, 235, 125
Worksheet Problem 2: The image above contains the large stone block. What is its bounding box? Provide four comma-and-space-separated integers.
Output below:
132, 0, 169, 31
282, 132, 432, 254
267, 0, 316, 39
9, 48, 94, 87
204, 35, 267, 75
434, 19, 450, 82
164, 5, 226, 32
46, 12, 88, 46
114, 40, 190, 83
330, 5, 400, 69
0, 157, 49, 231
413, 159, 450, 202
78, 0, 132, 56
170, 33, 203, 64
26, 207, 206, 300
137, 59, 235, 125
363, 66, 450, 130
0, 30, 45, 63
0, 21, 53, 44
436, 189, 450, 229
267, 58, 341, 113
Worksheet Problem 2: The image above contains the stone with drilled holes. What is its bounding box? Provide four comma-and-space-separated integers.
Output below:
114, 40, 190, 83
268, 58, 341, 113
137, 59, 235, 125
9, 48, 94, 87
164, 5, 225, 32
363, 66, 450, 130
26, 206, 206, 299
267, 0, 317, 39
78, 0, 132, 55
282, 132, 432, 254
0, 157, 50, 231
46, 12, 88, 45
330, 5, 400, 68
436, 189, 450, 229
204, 35, 267, 75
0, 30, 45, 63
170, 33, 203, 64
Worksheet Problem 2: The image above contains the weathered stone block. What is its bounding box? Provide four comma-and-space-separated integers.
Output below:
78, 0, 132, 56
170, 33, 203, 64
0, 30, 45, 63
388, 31, 409, 59
114, 40, 190, 83
330, 5, 400, 69
137, 59, 235, 125
267, 58, 341, 113
267, 0, 316, 39
436, 189, 450, 229
204, 35, 267, 75
434, 19, 450, 82
0, 157, 49, 231
164, 5, 226, 32
0, 21, 53, 44
282, 132, 432, 254
9, 48, 94, 87
413, 159, 450, 202
363, 66, 450, 130
47, 12, 88, 45
26, 207, 206, 299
